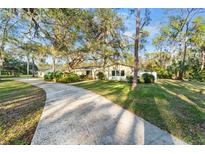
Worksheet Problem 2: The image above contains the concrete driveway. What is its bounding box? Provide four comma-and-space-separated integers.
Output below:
15, 78, 186, 145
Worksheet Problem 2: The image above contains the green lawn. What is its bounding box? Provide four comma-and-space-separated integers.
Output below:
75, 79, 205, 144
0, 80, 46, 144
0, 75, 38, 78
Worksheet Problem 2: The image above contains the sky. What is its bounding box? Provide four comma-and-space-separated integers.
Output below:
117, 8, 205, 54
44, 8, 205, 64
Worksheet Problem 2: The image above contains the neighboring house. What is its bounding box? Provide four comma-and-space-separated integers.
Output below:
75, 63, 157, 81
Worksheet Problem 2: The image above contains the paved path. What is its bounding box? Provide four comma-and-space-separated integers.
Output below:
15, 78, 186, 145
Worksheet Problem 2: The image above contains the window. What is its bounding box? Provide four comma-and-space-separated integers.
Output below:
112, 70, 115, 76
121, 70, 125, 76
116, 70, 120, 76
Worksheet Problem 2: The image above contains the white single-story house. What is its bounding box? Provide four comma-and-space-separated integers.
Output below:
75, 63, 157, 81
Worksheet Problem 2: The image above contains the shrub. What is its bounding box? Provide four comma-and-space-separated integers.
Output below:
141, 73, 155, 83
96, 72, 105, 80
155, 68, 172, 79
126, 75, 133, 83
79, 74, 94, 80
126, 75, 141, 83
44, 71, 63, 81
44, 72, 54, 81
199, 70, 205, 81
54, 71, 63, 81
58, 72, 80, 83
79, 74, 87, 80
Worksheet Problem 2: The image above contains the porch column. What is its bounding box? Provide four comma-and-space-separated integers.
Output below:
92, 70, 95, 79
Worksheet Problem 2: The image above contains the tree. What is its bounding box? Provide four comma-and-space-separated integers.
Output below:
132, 8, 151, 89
190, 16, 205, 70
84, 9, 125, 69
0, 9, 18, 75
168, 9, 204, 79
18, 41, 45, 77
153, 9, 205, 79
33, 9, 93, 72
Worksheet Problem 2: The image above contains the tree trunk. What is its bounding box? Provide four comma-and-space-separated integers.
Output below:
201, 50, 205, 70
132, 8, 140, 90
178, 37, 187, 80
103, 56, 107, 71
52, 56, 56, 73
32, 57, 35, 77
0, 58, 2, 76
26, 55, 30, 75
52, 56, 56, 82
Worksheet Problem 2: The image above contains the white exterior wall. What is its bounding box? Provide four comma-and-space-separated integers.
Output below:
105, 65, 133, 81
74, 65, 157, 81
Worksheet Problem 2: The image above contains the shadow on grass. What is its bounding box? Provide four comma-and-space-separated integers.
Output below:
76, 80, 205, 144
0, 80, 46, 145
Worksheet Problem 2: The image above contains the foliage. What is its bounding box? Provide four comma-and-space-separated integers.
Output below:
79, 74, 87, 80
2, 56, 38, 75
141, 73, 155, 83
126, 75, 142, 83
152, 9, 205, 80
44, 71, 80, 83
199, 70, 205, 81
155, 68, 172, 79
79, 74, 94, 80
44, 71, 62, 81
57, 72, 80, 83
79, 74, 93, 80
44, 72, 54, 81
96, 72, 105, 80
85, 9, 125, 67
1, 8, 205, 83
126, 75, 133, 83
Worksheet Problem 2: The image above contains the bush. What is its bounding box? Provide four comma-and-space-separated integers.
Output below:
44, 71, 63, 81
44, 71, 79, 83
96, 72, 105, 80
126, 75, 133, 83
44, 72, 54, 81
155, 68, 172, 79
199, 70, 205, 81
126, 75, 142, 83
141, 73, 155, 83
54, 71, 63, 81
58, 72, 80, 83
79, 74, 87, 80
79, 74, 94, 80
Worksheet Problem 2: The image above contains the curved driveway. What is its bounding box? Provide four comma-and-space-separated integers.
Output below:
15, 78, 186, 145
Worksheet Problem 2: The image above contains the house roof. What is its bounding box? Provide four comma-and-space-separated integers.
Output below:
76, 63, 134, 70
107, 62, 134, 68
75, 66, 101, 70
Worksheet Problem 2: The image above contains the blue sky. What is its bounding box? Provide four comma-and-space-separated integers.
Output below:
117, 8, 205, 54
45, 8, 205, 64
117, 8, 169, 54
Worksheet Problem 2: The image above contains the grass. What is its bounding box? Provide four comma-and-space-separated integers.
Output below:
0, 75, 37, 78
0, 80, 46, 145
75, 79, 205, 144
